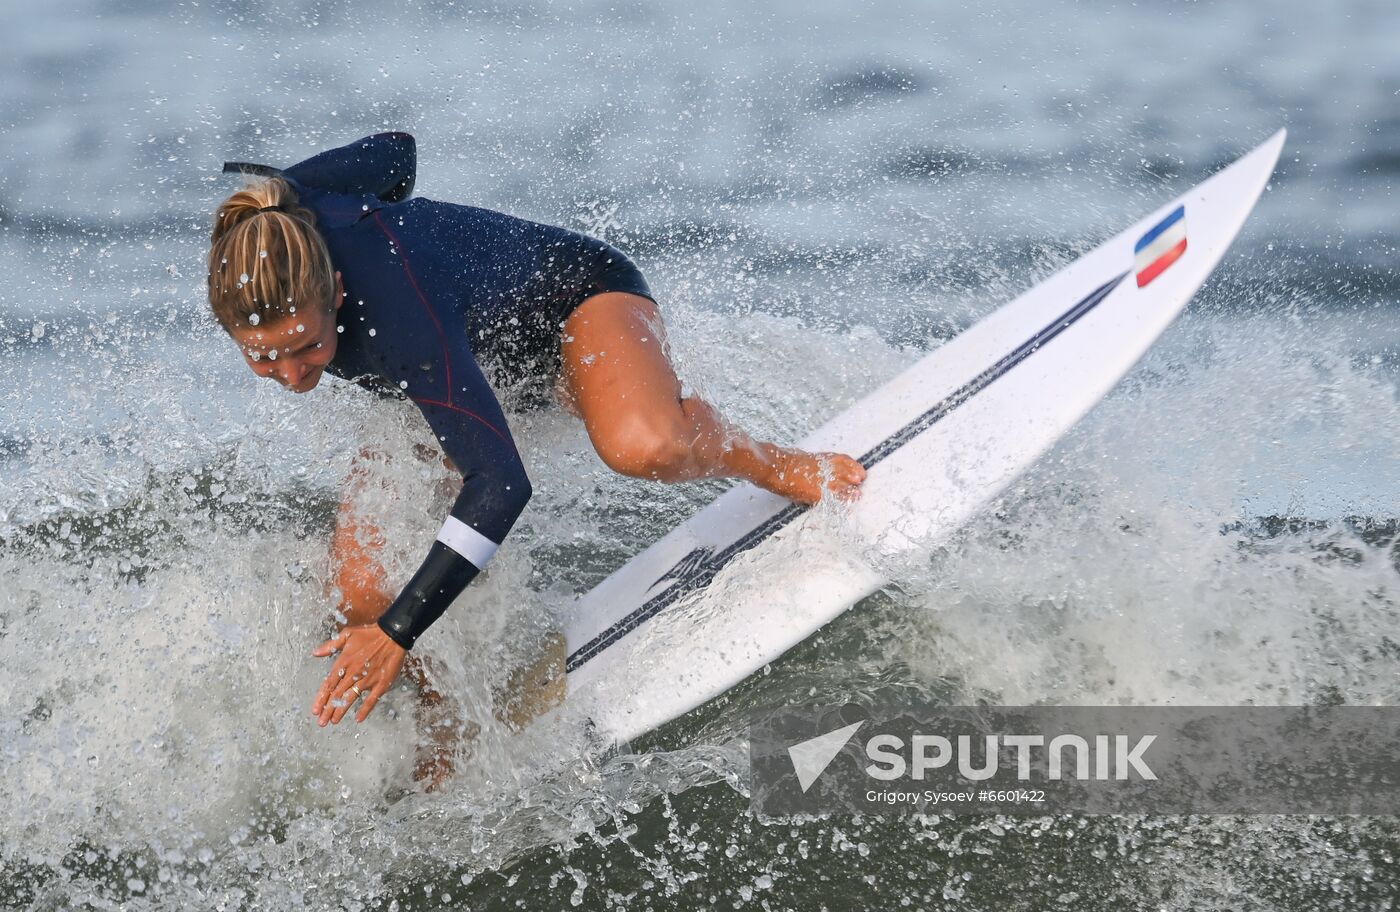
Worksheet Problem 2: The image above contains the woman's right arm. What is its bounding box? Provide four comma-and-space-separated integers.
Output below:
362, 288, 534, 651
372, 386, 534, 650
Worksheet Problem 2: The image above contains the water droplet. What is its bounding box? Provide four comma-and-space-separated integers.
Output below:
295, 324, 305, 333
249, 351, 261, 362
368, 328, 377, 336
336, 325, 344, 333
267, 349, 278, 361
247, 313, 261, 326
239, 272, 250, 284
399, 380, 408, 389
259, 249, 268, 258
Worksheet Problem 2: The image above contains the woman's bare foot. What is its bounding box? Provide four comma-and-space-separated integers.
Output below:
410, 718, 454, 792
411, 696, 477, 792
404, 657, 477, 793
754, 445, 867, 505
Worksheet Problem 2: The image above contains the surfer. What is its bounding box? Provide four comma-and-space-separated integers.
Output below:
208, 132, 865, 786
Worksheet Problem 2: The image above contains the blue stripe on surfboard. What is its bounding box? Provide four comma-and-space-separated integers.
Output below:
1134, 206, 1185, 253
565, 271, 1130, 673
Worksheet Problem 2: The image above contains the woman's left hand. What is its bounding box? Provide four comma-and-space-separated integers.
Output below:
311, 623, 408, 725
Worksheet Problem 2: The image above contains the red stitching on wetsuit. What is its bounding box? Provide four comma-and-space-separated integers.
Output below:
371, 210, 456, 395
371, 211, 508, 445
410, 397, 513, 446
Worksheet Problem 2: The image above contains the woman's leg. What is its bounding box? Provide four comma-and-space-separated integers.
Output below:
559, 292, 866, 504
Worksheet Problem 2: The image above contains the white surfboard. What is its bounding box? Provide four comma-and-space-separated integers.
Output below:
556, 130, 1286, 748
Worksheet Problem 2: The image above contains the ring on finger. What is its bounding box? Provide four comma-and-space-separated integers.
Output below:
350, 684, 362, 697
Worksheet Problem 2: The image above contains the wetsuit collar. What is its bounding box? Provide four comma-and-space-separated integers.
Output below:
283, 175, 388, 230
220, 161, 388, 230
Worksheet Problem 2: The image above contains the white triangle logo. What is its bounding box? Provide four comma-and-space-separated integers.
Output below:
787, 721, 864, 793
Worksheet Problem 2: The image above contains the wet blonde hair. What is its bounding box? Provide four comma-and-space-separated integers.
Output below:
207, 176, 334, 332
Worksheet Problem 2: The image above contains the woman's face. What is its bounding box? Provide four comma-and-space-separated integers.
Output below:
227, 272, 345, 394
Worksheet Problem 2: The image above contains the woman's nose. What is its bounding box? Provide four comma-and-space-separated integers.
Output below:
279, 360, 307, 385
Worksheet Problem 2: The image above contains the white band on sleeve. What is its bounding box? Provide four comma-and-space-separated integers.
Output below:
436, 515, 500, 568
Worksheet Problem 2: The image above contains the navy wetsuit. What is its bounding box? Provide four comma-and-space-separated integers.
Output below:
223, 132, 655, 648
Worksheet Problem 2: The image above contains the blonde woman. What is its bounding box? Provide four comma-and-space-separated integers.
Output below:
208, 132, 865, 780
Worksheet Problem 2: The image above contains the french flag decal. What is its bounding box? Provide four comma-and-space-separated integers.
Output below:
1134, 205, 1187, 288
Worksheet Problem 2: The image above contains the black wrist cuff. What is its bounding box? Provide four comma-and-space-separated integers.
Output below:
377, 541, 481, 649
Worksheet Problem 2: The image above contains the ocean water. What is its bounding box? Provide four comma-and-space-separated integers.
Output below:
1, 0, 1397, 909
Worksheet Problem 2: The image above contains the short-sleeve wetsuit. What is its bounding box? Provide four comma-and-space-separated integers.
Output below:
223, 132, 655, 649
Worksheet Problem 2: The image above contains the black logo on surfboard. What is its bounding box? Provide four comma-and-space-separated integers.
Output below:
648, 546, 719, 594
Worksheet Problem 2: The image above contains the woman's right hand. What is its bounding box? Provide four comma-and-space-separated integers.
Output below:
311, 623, 407, 725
